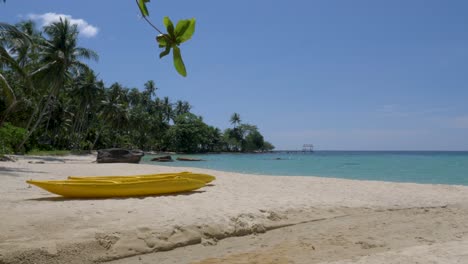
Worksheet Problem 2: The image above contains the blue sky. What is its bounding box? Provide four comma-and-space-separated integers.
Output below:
2, 0, 468, 150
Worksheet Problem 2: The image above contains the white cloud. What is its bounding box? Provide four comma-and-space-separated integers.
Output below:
28, 13, 98, 38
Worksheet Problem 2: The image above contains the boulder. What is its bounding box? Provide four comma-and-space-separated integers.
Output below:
176, 157, 204, 161
151, 155, 173, 162
97, 148, 144, 164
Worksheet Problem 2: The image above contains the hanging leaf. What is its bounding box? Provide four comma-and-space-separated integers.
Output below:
163, 16, 175, 37
174, 20, 191, 44
159, 46, 171, 59
137, 0, 150, 17
156, 34, 168, 47
177, 18, 196, 43
172, 46, 187, 77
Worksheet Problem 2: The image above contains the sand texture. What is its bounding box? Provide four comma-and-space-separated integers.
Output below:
1, 155, 468, 264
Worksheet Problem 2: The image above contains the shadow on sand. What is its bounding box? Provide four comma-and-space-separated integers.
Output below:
0, 167, 47, 176
24, 190, 207, 202
25, 156, 69, 163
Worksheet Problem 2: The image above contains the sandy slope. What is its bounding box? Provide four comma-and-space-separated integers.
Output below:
111, 206, 468, 264
1, 155, 468, 264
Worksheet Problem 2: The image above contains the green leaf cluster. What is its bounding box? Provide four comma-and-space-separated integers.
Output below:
156, 17, 196, 77
136, 0, 196, 77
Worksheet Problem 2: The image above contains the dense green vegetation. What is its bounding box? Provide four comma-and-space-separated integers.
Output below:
0, 122, 26, 154
0, 20, 274, 154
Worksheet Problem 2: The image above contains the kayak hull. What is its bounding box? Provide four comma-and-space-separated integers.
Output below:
26, 177, 205, 198
68, 172, 216, 184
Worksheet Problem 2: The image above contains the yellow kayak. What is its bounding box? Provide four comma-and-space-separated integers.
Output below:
68, 172, 216, 184
26, 177, 206, 198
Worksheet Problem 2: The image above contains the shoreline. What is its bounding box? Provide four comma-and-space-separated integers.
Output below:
141, 151, 468, 186
1, 155, 468, 263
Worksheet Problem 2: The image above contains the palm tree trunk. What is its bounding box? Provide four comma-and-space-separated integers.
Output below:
76, 115, 86, 149
44, 111, 52, 136
71, 109, 81, 148
0, 74, 17, 127
25, 103, 40, 132
16, 92, 53, 152
90, 129, 101, 151
0, 101, 17, 127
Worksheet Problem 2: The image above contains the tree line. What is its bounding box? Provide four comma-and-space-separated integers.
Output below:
0, 19, 274, 154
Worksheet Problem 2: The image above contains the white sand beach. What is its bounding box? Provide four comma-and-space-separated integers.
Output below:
1, 155, 468, 264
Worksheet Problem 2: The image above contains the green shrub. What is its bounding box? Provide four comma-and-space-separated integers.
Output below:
0, 123, 26, 154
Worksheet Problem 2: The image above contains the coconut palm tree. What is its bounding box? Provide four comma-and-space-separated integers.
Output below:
69, 68, 104, 148
174, 100, 191, 117
12, 20, 43, 69
144, 80, 157, 99
128, 87, 142, 107
34, 18, 98, 92
230, 112, 241, 127
0, 22, 33, 127
2, 21, 45, 131
17, 18, 98, 151
107, 82, 128, 105
160, 96, 173, 123
98, 94, 129, 147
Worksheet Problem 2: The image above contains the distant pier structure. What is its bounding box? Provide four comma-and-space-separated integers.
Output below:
302, 144, 314, 152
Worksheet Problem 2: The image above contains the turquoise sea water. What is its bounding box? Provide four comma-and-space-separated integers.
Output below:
141, 151, 468, 186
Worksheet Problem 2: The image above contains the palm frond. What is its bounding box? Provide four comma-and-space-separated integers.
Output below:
0, 22, 32, 47
0, 72, 16, 105
70, 60, 92, 76
74, 47, 99, 61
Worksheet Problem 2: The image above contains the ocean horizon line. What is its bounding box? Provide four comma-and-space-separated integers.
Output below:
272, 149, 468, 152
